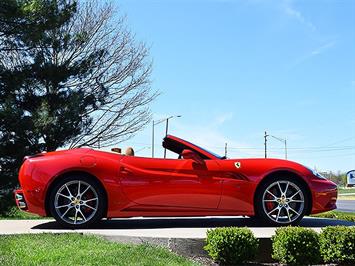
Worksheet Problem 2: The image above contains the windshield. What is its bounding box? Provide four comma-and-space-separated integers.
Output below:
193, 144, 224, 159
181, 140, 224, 159
163, 136, 225, 159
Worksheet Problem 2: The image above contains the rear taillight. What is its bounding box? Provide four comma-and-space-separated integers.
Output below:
14, 191, 28, 210
23, 153, 44, 162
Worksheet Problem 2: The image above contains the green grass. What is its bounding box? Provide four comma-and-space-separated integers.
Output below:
0, 233, 198, 266
311, 211, 355, 222
338, 187, 355, 200
0, 207, 43, 220
338, 187, 355, 194
338, 195, 355, 200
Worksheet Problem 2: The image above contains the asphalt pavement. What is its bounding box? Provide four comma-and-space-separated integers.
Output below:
337, 200, 355, 213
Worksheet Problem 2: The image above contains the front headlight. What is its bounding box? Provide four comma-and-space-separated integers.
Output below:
308, 168, 327, 180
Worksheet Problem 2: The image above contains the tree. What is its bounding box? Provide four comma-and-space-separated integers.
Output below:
323, 171, 347, 187
0, 0, 80, 210
0, 0, 156, 213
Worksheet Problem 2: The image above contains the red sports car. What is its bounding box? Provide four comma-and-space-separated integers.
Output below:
14, 135, 337, 228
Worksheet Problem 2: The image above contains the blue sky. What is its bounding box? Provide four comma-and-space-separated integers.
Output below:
113, 0, 354, 172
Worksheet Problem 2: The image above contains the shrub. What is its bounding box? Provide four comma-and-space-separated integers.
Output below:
0, 191, 15, 216
272, 227, 320, 265
204, 227, 259, 265
320, 226, 355, 264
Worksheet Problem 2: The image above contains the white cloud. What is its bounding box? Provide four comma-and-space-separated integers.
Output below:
214, 112, 234, 126
282, 0, 316, 32
310, 41, 336, 55
289, 40, 336, 68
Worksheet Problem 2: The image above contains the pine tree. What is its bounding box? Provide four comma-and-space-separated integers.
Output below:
0, 0, 155, 213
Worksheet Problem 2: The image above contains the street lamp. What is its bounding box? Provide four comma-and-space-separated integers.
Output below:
264, 131, 288, 159
151, 115, 181, 158
271, 135, 287, 160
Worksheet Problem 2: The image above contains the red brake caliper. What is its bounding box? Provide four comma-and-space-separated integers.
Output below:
83, 192, 93, 213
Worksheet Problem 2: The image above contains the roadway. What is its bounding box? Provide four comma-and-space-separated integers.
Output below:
337, 200, 355, 213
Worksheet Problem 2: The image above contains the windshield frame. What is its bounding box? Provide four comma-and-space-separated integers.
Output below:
163, 135, 224, 160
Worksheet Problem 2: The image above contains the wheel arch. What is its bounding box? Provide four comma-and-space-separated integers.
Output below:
254, 170, 313, 215
44, 170, 108, 217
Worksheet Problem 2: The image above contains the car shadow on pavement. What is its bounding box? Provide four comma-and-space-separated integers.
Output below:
31, 216, 355, 230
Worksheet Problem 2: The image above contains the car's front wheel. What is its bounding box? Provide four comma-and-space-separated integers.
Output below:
49, 175, 106, 228
255, 177, 309, 226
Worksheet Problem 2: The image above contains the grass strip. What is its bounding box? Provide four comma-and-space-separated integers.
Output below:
0, 207, 43, 220
0, 233, 198, 266
311, 211, 355, 222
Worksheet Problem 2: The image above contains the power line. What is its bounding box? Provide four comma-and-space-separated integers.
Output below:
324, 136, 355, 147
120, 141, 355, 153
122, 142, 355, 151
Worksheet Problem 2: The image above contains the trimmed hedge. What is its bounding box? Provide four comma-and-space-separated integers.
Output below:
320, 226, 355, 264
204, 227, 259, 265
204, 226, 355, 265
272, 227, 320, 265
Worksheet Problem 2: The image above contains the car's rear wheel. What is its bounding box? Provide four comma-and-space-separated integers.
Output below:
255, 177, 309, 226
49, 175, 106, 228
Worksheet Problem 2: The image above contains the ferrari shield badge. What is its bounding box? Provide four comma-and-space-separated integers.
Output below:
235, 162, 241, 168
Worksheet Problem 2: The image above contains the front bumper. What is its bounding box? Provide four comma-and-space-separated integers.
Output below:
310, 179, 337, 214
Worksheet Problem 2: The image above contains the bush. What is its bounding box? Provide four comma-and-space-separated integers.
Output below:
204, 227, 259, 265
320, 226, 355, 264
0, 190, 15, 216
272, 227, 320, 265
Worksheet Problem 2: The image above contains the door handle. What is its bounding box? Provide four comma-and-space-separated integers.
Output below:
120, 166, 133, 175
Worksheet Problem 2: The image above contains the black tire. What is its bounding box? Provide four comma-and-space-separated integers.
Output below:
49, 174, 106, 229
254, 176, 309, 226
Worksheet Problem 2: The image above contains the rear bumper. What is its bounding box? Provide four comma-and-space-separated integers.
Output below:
14, 188, 46, 216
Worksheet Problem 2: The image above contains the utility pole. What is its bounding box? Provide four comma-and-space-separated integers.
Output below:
152, 118, 166, 158
265, 132, 288, 160
163, 118, 170, 159
152, 115, 181, 158
264, 131, 268, 158
224, 143, 227, 157
163, 115, 181, 158
165, 118, 169, 137
270, 135, 287, 160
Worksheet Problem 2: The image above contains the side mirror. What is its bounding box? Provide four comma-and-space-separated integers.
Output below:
181, 149, 204, 164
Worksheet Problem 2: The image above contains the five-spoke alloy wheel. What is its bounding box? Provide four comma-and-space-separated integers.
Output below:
49, 175, 105, 228
255, 177, 309, 226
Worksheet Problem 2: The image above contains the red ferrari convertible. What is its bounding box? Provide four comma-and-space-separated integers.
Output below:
15, 135, 337, 228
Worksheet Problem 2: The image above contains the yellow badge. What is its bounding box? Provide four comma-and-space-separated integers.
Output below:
235, 162, 241, 168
